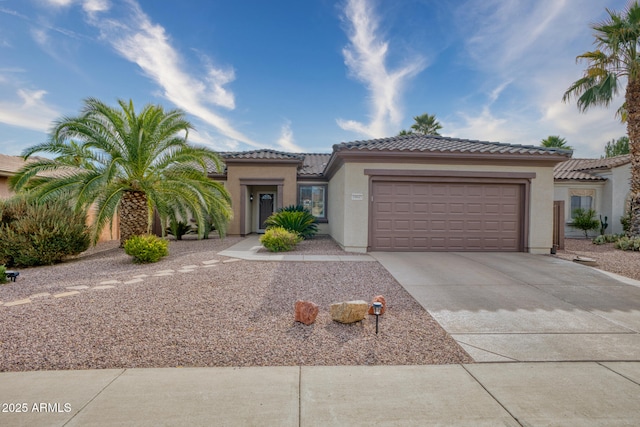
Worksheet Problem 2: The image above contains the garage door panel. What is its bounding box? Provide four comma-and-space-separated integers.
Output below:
371, 181, 522, 251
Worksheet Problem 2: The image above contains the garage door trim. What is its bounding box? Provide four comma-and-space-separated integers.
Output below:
366, 170, 532, 252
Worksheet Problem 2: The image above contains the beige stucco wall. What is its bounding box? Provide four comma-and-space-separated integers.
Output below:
0, 176, 11, 199
225, 164, 298, 235
612, 163, 631, 234
327, 164, 346, 246
554, 181, 605, 238
331, 162, 558, 254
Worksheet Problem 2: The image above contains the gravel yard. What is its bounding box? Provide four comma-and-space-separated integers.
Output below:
0, 236, 471, 371
555, 238, 640, 281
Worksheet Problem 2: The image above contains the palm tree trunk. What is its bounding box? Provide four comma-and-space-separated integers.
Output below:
626, 78, 640, 237
119, 190, 149, 246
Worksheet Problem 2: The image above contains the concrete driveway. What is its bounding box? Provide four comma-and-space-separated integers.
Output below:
372, 252, 640, 362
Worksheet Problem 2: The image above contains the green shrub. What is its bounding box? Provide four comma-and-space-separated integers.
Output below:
124, 234, 169, 263
592, 234, 621, 245
0, 265, 7, 285
259, 226, 301, 252
571, 208, 600, 238
265, 209, 318, 240
621, 209, 632, 234
0, 197, 90, 267
166, 220, 194, 240
278, 205, 307, 213
614, 236, 640, 251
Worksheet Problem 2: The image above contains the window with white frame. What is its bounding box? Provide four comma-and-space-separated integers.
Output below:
298, 185, 327, 219
569, 189, 595, 219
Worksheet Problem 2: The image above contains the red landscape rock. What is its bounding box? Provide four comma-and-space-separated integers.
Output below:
368, 295, 387, 315
294, 300, 319, 325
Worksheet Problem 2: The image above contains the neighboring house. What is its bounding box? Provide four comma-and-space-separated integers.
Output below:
211, 134, 570, 254
0, 153, 119, 242
554, 155, 631, 238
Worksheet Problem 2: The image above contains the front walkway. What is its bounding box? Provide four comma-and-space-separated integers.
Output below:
218, 234, 375, 262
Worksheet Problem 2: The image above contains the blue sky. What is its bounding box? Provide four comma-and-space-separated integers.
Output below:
0, 0, 630, 158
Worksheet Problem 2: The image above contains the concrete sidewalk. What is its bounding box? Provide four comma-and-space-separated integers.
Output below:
1, 363, 639, 426
218, 235, 375, 262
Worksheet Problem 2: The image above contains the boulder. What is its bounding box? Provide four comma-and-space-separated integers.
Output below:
368, 295, 387, 315
330, 300, 368, 324
294, 300, 319, 325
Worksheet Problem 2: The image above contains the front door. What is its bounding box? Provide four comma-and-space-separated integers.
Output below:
258, 193, 275, 231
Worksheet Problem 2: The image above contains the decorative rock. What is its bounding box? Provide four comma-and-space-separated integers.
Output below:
294, 300, 319, 325
368, 295, 387, 315
330, 300, 368, 324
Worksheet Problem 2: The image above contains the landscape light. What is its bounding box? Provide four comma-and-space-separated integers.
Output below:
373, 302, 382, 334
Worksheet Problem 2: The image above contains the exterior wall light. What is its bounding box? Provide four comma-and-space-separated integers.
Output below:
250, 193, 254, 202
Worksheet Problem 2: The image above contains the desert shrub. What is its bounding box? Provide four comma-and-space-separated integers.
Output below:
124, 234, 169, 263
592, 234, 621, 245
265, 209, 318, 240
621, 209, 632, 234
0, 265, 7, 285
166, 220, 194, 240
0, 197, 90, 267
278, 205, 306, 213
614, 236, 640, 251
571, 208, 600, 238
259, 226, 301, 252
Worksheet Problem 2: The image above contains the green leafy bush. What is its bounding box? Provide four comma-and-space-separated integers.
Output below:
0, 265, 7, 285
259, 226, 301, 252
592, 234, 621, 245
571, 208, 600, 238
166, 220, 194, 240
124, 234, 169, 263
0, 197, 90, 267
265, 209, 318, 240
614, 236, 640, 251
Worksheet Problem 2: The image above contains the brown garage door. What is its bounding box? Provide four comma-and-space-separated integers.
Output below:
371, 181, 523, 251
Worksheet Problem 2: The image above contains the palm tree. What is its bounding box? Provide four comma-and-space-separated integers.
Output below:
563, 2, 640, 237
541, 135, 573, 150
10, 98, 232, 246
410, 113, 442, 135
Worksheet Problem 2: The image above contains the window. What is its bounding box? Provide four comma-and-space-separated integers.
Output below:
570, 195, 592, 218
298, 185, 327, 220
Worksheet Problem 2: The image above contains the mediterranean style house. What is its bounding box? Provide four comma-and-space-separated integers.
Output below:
213, 134, 571, 254
3, 134, 585, 253
554, 155, 631, 238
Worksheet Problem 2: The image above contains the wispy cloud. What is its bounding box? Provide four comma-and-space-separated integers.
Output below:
82, 0, 259, 148
0, 88, 60, 132
337, 0, 426, 138
449, 0, 627, 156
276, 120, 303, 152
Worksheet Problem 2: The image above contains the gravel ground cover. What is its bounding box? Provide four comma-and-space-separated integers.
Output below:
0, 237, 471, 371
555, 238, 640, 281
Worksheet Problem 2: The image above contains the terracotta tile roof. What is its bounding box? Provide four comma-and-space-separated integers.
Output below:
554, 155, 631, 181
299, 153, 331, 176
333, 134, 572, 157
0, 154, 63, 177
0, 154, 30, 176
220, 149, 305, 161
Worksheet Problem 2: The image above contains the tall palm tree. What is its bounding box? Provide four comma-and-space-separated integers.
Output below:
563, 2, 640, 237
540, 135, 573, 150
410, 113, 442, 135
10, 98, 232, 246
